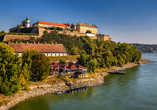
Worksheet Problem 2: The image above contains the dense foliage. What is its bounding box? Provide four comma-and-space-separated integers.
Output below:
59, 59, 66, 65
28, 30, 141, 73
22, 49, 51, 81
0, 44, 51, 95
131, 43, 157, 53
78, 42, 142, 73
31, 53, 51, 81
0, 43, 21, 95
35, 30, 94, 55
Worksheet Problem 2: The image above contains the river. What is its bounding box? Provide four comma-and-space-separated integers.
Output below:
10, 53, 157, 110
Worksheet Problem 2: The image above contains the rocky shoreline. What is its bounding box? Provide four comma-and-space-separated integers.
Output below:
0, 59, 153, 110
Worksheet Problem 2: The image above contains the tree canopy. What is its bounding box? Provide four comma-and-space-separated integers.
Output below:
0, 43, 21, 95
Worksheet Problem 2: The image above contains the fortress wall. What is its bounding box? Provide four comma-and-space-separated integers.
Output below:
3, 35, 39, 41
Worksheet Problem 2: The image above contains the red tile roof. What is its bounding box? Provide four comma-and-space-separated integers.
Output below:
69, 64, 78, 70
37, 21, 67, 27
63, 23, 71, 27
51, 63, 60, 69
78, 65, 86, 69
8, 42, 67, 53
51, 62, 86, 70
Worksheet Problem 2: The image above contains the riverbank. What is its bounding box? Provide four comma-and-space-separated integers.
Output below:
0, 59, 153, 110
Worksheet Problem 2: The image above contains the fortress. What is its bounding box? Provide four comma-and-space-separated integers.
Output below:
3, 16, 112, 41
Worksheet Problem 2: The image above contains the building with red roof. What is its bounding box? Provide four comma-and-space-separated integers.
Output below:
51, 62, 87, 75
32, 21, 69, 29
8, 42, 67, 57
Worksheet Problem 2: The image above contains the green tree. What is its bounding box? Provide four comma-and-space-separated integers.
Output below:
87, 59, 97, 73
69, 47, 79, 55
77, 53, 88, 67
22, 20, 26, 26
16, 24, 20, 29
20, 63, 30, 85
0, 43, 21, 95
70, 24, 75, 31
59, 59, 66, 65
22, 49, 39, 82
31, 53, 51, 81
1, 31, 5, 33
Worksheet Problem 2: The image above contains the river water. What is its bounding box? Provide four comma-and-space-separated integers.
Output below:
10, 53, 157, 110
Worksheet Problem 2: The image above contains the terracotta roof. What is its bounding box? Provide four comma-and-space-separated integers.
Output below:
77, 23, 97, 28
78, 65, 86, 69
51, 62, 86, 71
36, 21, 67, 27
63, 23, 71, 27
51, 63, 60, 69
8, 43, 67, 53
69, 64, 78, 70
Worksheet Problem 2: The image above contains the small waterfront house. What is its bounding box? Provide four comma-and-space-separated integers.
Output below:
51, 62, 87, 76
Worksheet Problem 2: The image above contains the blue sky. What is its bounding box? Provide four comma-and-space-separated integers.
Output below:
0, 0, 157, 44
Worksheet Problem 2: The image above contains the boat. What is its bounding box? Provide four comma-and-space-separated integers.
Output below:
56, 90, 66, 94
115, 69, 126, 75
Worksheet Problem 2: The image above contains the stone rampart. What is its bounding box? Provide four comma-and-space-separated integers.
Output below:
3, 35, 40, 41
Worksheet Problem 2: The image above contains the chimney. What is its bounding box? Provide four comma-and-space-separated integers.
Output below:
16, 41, 17, 44
51, 42, 53, 44
27, 41, 28, 44
38, 42, 39, 44
45, 42, 47, 44
20, 41, 22, 44
55, 42, 57, 44
34, 42, 35, 44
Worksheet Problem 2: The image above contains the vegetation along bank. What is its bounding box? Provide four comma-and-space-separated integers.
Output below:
0, 31, 152, 110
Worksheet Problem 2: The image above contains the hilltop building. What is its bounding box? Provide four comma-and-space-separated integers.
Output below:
76, 23, 98, 34
8, 42, 67, 57
32, 21, 70, 29
26, 16, 31, 28
96, 34, 112, 41
6, 16, 112, 42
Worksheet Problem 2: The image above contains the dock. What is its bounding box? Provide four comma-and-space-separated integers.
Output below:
56, 86, 87, 94
56, 76, 87, 94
